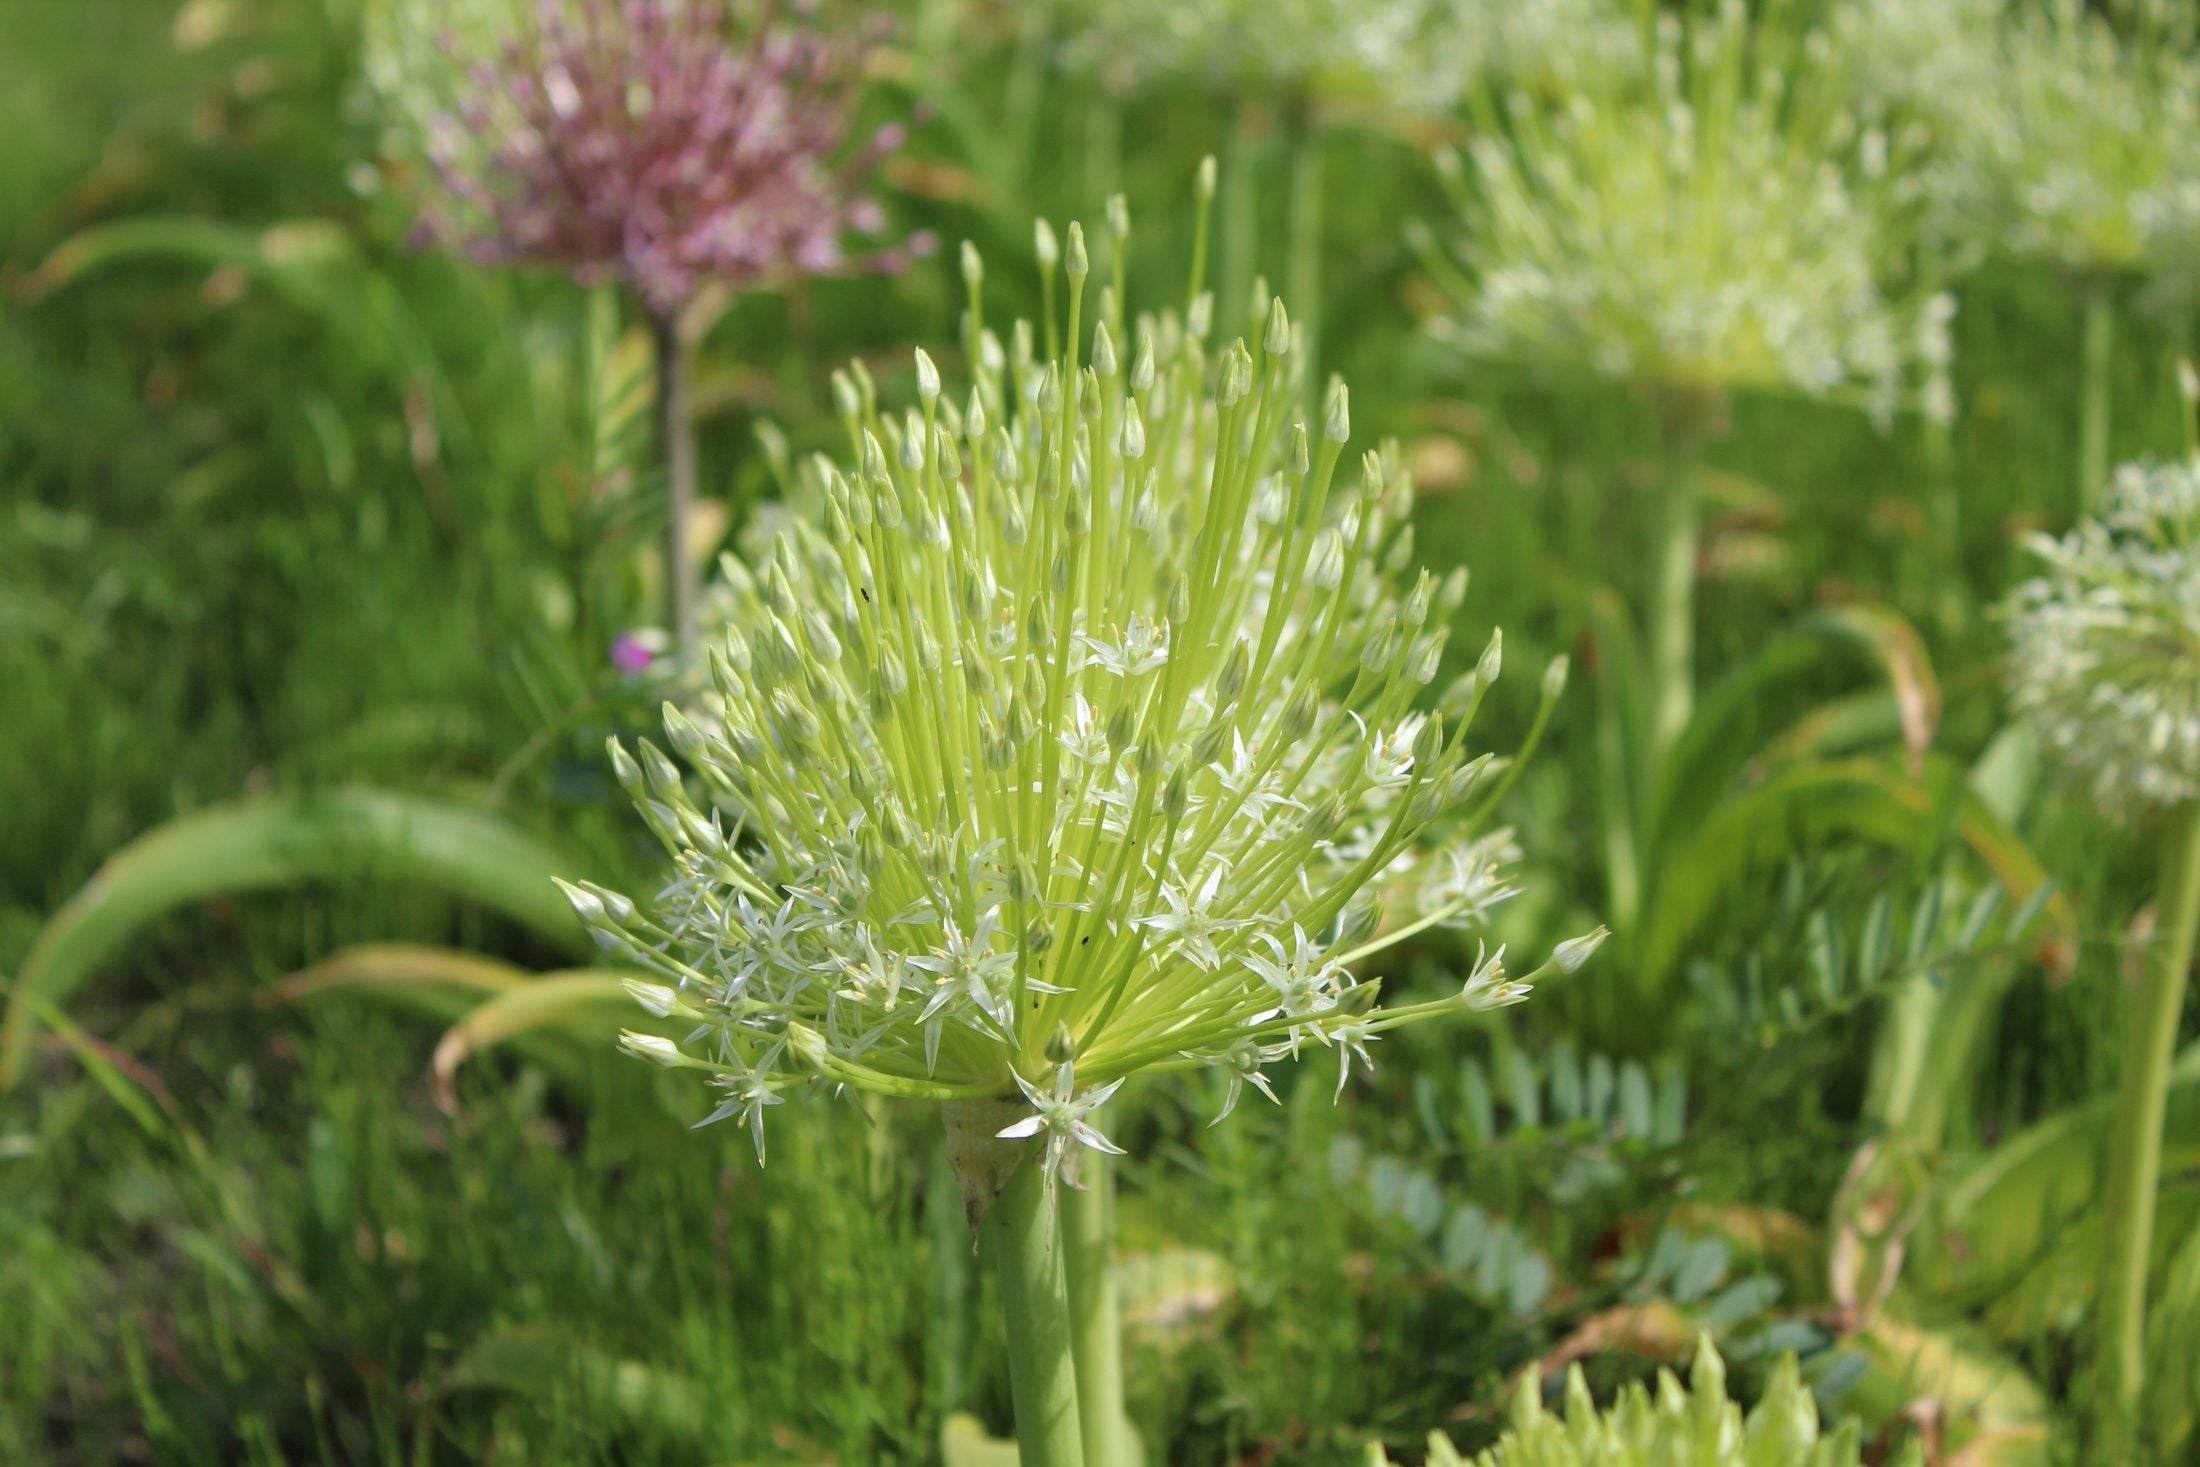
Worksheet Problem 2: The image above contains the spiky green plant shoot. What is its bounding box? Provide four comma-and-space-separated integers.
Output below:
1370, 1336, 1918, 1467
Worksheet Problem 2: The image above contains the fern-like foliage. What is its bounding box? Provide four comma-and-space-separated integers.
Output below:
1686, 865, 2055, 1047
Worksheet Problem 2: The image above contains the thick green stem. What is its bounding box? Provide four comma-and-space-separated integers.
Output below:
984, 1158, 1087, 1467
1004, 2, 1050, 187
1286, 110, 1322, 384
1644, 443, 1701, 771
1085, 91, 1122, 202
1221, 107, 1261, 333
1063, 1129, 1128, 1466
652, 312, 700, 658
925, 1139, 976, 1422
1597, 665, 1642, 941
2094, 801, 2200, 1450
2078, 286, 2113, 514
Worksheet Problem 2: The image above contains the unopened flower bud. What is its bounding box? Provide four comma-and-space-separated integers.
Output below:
1216, 640, 1250, 701
1551, 926, 1609, 973
607, 737, 644, 796
1413, 714, 1447, 768
623, 979, 681, 1018
661, 704, 706, 761
556, 877, 608, 927
620, 1031, 685, 1067
1477, 628, 1503, 685
1334, 977, 1381, 1016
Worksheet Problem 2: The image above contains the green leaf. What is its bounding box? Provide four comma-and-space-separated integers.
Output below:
940, 1413, 1024, 1467
1642, 756, 2072, 996
2144, 1222, 2200, 1460
1460, 1057, 1496, 1144
430, 970, 640, 1104
441, 1327, 712, 1443
1912, 1043, 2200, 1317
0, 788, 586, 1089
1841, 1313, 2050, 1461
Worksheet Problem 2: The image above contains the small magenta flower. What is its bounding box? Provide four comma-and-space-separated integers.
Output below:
610, 629, 663, 674
379, 0, 926, 321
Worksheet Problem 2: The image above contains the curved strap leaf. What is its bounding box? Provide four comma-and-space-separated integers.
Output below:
1912, 1043, 2200, 1318
1, 788, 585, 1089
430, 971, 640, 1108
1652, 606, 1940, 860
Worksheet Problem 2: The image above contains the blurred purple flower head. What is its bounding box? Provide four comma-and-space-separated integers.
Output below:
413, 0, 927, 319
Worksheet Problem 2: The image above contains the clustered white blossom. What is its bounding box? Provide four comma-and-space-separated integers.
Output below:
2006, 457, 2200, 811
1827, 0, 2005, 265
564, 197, 1599, 1171
1057, 0, 1633, 115
1429, 1, 1953, 423
1951, 1, 2200, 281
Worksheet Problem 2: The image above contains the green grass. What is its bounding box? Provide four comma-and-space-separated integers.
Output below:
4, 1, 2195, 1462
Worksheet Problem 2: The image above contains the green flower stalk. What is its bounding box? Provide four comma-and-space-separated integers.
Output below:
566, 182, 1597, 1462
1371, 1336, 1917, 1467
1942, 2, 2200, 510
2005, 455, 2200, 1454
363, 0, 924, 657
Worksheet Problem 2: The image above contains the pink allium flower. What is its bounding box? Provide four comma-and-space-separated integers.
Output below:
414, 0, 927, 319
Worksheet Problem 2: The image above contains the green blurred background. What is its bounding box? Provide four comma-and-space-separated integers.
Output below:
3, 1, 2194, 1461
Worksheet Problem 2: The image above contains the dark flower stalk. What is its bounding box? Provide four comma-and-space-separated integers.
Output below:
380, 0, 929, 654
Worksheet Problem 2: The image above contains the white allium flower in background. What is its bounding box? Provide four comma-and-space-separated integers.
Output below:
1428, 1, 1952, 422
2006, 457, 2200, 811
1827, 0, 2005, 265
1057, 0, 1634, 115
565, 198, 1598, 1173
1957, 1, 2200, 280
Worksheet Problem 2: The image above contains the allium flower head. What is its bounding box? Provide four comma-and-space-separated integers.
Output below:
366, 0, 922, 318
566, 189, 1595, 1170
1429, 1, 1952, 421
2006, 456, 2200, 812
1059, 0, 1632, 113
1827, 0, 2004, 264
1957, 1, 2200, 280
